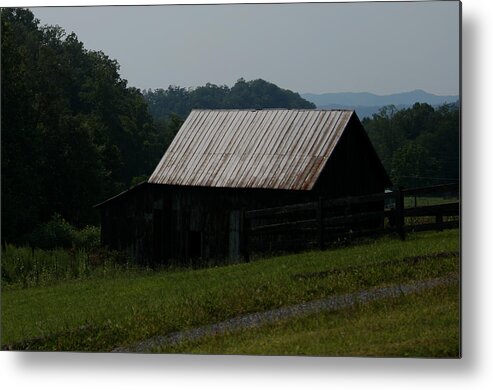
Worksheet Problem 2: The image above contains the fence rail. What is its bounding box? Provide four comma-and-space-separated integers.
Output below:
241, 183, 459, 260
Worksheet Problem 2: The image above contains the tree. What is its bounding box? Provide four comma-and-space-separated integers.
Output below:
1, 8, 164, 243
363, 102, 459, 188
391, 142, 440, 187
143, 78, 315, 123
364, 105, 406, 169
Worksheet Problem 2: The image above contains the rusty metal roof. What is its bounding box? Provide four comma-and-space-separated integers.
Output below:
148, 109, 355, 191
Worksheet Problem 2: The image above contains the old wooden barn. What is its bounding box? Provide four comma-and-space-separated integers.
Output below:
95, 109, 391, 266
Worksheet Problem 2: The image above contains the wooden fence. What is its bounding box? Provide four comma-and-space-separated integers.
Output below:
241, 183, 459, 261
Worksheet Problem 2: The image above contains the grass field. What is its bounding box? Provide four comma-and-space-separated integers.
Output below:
1, 229, 460, 354
1, 245, 140, 289
157, 283, 459, 357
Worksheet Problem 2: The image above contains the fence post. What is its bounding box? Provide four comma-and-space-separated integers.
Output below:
317, 197, 325, 250
395, 187, 406, 240
436, 213, 444, 231
241, 209, 250, 262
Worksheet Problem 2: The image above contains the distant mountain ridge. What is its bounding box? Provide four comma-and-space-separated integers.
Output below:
301, 89, 459, 119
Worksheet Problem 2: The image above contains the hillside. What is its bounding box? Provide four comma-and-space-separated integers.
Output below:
143, 78, 316, 122
2, 229, 459, 354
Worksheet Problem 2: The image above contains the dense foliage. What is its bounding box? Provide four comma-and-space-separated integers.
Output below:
1, 9, 166, 244
363, 102, 459, 187
143, 78, 315, 122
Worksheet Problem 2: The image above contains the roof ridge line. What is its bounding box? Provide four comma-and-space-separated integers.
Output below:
189, 108, 356, 112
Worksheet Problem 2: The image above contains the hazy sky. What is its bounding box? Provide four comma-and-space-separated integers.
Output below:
30, 1, 460, 95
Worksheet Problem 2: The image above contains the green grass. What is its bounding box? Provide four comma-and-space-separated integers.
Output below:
1, 245, 140, 289
403, 195, 459, 208
158, 283, 460, 357
1, 229, 459, 352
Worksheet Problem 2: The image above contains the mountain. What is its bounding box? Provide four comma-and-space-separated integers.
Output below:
301, 89, 459, 119
145, 78, 315, 122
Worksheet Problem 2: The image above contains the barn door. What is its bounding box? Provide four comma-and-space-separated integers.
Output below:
229, 210, 241, 262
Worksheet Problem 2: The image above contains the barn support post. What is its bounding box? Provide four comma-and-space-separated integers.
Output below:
317, 197, 325, 250
241, 208, 250, 262
99, 209, 104, 247
161, 188, 165, 264
184, 209, 190, 266
436, 213, 444, 231
394, 187, 406, 240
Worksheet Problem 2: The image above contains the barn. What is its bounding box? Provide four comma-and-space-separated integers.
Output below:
95, 109, 391, 266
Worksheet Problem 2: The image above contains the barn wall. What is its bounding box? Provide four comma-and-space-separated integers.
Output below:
154, 185, 316, 266
100, 184, 324, 266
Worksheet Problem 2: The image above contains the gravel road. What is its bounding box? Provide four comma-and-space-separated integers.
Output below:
113, 275, 458, 353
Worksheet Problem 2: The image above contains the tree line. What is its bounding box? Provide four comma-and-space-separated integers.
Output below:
362, 102, 459, 188
144, 79, 315, 121
1, 9, 169, 244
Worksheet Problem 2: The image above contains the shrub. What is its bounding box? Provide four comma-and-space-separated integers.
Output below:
27, 214, 102, 251
73, 226, 101, 250
29, 213, 76, 249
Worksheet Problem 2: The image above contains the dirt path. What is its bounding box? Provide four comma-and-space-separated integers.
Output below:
113, 275, 458, 353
